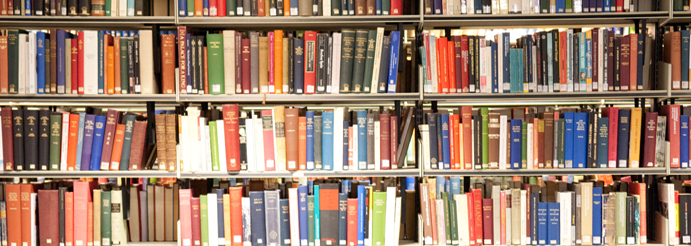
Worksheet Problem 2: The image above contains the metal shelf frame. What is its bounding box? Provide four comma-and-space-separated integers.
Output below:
423, 167, 669, 177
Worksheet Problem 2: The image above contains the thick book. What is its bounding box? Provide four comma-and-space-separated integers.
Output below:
250, 191, 266, 245
320, 183, 339, 245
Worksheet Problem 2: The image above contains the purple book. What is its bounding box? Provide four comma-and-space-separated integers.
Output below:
56, 30, 67, 94
80, 114, 96, 170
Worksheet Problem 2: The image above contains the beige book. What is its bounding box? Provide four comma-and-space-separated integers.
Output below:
222, 30, 236, 95
129, 186, 140, 242
511, 189, 521, 245
223, 194, 231, 245
581, 182, 593, 245
94, 190, 102, 246
155, 185, 165, 241
138, 30, 158, 94
111, 190, 125, 245
282, 38, 289, 94
273, 106, 287, 171
258, 37, 269, 93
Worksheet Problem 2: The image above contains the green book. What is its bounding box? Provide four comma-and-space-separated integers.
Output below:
101, 191, 112, 246
226, 0, 236, 15
449, 199, 458, 244
371, 192, 387, 245
615, 192, 627, 245
339, 29, 356, 93
308, 195, 315, 245
674, 0, 683, 11
521, 121, 527, 169
104, 0, 111, 15
209, 121, 220, 171
480, 108, 489, 169
120, 40, 129, 94
187, 0, 195, 16
565, 0, 572, 12
7, 29, 22, 94
381, 0, 389, 14
49, 113, 62, 170
361, 30, 376, 93
200, 195, 209, 246
350, 29, 369, 93
558, 119, 566, 168
441, 192, 451, 244
207, 33, 225, 95
331, 0, 340, 15
539, 0, 549, 12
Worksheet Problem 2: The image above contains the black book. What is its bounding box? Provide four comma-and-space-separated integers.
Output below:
363, 187, 370, 240
338, 193, 347, 246
13, 0, 21, 14
235, 0, 243, 15
426, 113, 438, 169
325, 36, 333, 93
276, 0, 283, 15
12, 108, 24, 171
59, 186, 66, 244
681, 194, 691, 244
316, 33, 327, 93
190, 36, 198, 94
135, 0, 144, 15
540, 32, 547, 90
34, 0, 44, 14
134, 34, 141, 94
482, 0, 490, 13
196, 35, 205, 94
312, 0, 318, 15
78, 0, 89, 15
468, 36, 475, 92
614, 37, 620, 91
67, 0, 77, 15
473, 114, 481, 169
535, 32, 542, 90
522, 36, 528, 90
44, 0, 50, 15
551, 29, 559, 91
288, 37, 295, 94
626, 196, 635, 242
269, 0, 276, 15
38, 109, 50, 171
243, 0, 250, 15
314, 113, 322, 170
24, 109, 38, 171
239, 118, 248, 170
250, 0, 257, 15
474, 36, 480, 92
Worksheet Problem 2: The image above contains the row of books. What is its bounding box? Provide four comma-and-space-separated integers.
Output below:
177, 0, 411, 17
418, 105, 682, 170
0, 28, 160, 95
420, 26, 654, 94
424, 0, 654, 15
175, 27, 404, 95
0, 107, 151, 171
661, 29, 691, 90
6, 0, 153, 16
171, 105, 416, 173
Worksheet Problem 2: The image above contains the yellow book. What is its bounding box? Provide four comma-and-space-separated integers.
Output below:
628, 108, 642, 168
223, 194, 231, 246
107, 46, 115, 94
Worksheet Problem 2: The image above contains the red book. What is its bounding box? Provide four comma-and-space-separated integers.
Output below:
6, 0, 11, 15
390, 0, 401, 14
257, 0, 265, 15
390, 115, 398, 169
177, 26, 188, 94
461, 106, 472, 169
109, 124, 126, 170
179, 189, 192, 246
1, 107, 13, 170
128, 120, 147, 170
5, 184, 20, 246
73, 181, 89, 246
466, 190, 475, 245
473, 188, 483, 245
380, 113, 390, 170
191, 197, 201, 246
628, 182, 647, 242
77, 32, 84, 94
453, 36, 462, 93
161, 34, 177, 94
661, 104, 681, 168
447, 40, 456, 93
537, 118, 545, 168
620, 35, 631, 91
304, 31, 317, 94
643, 112, 658, 167
67, 113, 79, 171
241, 39, 251, 94
262, 109, 276, 171
603, 107, 619, 168
453, 114, 461, 169
20, 184, 33, 246
65, 191, 74, 246
217, 0, 226, 16
460, 36, 469, 93
298, 116, 306, 171
438, 37, 448, 93
434, 37, 442, 93
629, 33, 638, 91
87, 202, 93, 245
0, 0, 5, 15
616, 0, 623, 11
229, 187, 243, 245
0, 36, 7, 94
209, 0, 217, 15
346, 198, 358, 246
71, 38, 78, 94
38, 190, 59, 246
482, 198, 493, 245
560, 31, 567, 90
100, 109, 120, 170
223, 104, 240, 171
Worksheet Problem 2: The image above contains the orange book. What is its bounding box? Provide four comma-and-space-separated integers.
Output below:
298, 116, 306, 170
110, 124, 126, 170
65, 192, 74, 246
447, 40, 455, 93
20, 184, 33, 246
204, 47, 209, 95
229, 187, 244, 246
103, 34, 113, 93
195, 0, 203, 16
114, 37, 121, 94
284, 0, 289, 16
107, 46, 115, 94
5, 184, 20, 246
67, 113, 80, 171
274, 30, 284, 94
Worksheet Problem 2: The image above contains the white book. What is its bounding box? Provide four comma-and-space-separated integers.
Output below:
187, 108, 200, 172
506, 189, 512, 244
207, 193, 218, 246
322, 0, 330, 16
289, 188, 300, 246
499, 115, 507, 169
119, 0, 127, 16
111, 190, 125, 245
659, 183, 677, 245
27, 32, 36, 94
447, 0, 454, 15
467, 0, 474, 14
180, 116, 188, 171
272, 109, 283, 171
353, 127, 359, 170
566, 29, 573, 92
333, 108, 344, 171
520, 190, 527, 245
199, 118, 208, 172
223, 30, 236, 95
454, 194, 469, 246
374, 121, 380, 170
371, 28, 385, 94
492, 185, 500, 244
393, 197, 402, 246
559, 192, 572, 245
216, 120, 228, 172
532, 46, 537, 92
385, 187, 396, 245
244, 119, 254, 172
478, 40, 485, 93
419, 124, 430, 170
428, 33, 439, 93
254, 113, 265, 172
139, 30, 157, 94
18, 33, 26, 94
83, 31, 99, 94
527, 123, 533, 169
331, 33, 342, 94
205, 125, 213, 172
241, 197, 252, 246
435, 199, 446, 244
60, 112, 70, 171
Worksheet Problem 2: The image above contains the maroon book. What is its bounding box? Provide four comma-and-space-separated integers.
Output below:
643, 112, 658, 167
608, 30, 615, 91
177, 26, 187, 94
241, 38, 251, 94
379, 113, 390, 170
38, 190, 59, 246
453, 36, 463, 93
99, 109, 120, 170
390, 115, 398, 169
481, 198, 494, 245
619, 35, 631, 91
191, 197, 201, 246
235, 32, 243, 94
128, 120, 147, 170
1, 107, 13, 171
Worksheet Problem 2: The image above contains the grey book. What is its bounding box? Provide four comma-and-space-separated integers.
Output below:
350, 29, 369, 93
250, 32, 260, 94
366, 110, 375, 169
314, 113, 323, 170
191, 36, 198, 94
264, 190, 281, 246
339, 29, 356, 93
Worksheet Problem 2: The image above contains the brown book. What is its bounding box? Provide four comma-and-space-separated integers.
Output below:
173, 183, 179, 239
355, 0, 365, 15
543, 112, 554, 168
38, 189, 59, 246
164, 185, 174, 241
488, 112, 500, 169
128, 120, 147, 170
0, 36, 7, 94
155, 184, 165, 241
91, 0, 104, 15
273, 106, 287, 171
258, 37, 269, 93
419, 183, 432, 244
161, 34, 176, 94
154, 114, 167, 171
50, 29, 58, 94
663, 31, 682, 90
365, 0, 374, 14
129, 185, 141, 242
298, 0, 310, 15
404, 190, 417, 241
537, 118, 545, 168
165, 114, 177, 171
284, 108, 299, 171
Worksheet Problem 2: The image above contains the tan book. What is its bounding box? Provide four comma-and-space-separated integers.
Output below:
511, 189, 521, 245
139, 30, 158, 94
147, 184, 155, 241
284, 108, 299, 171
222, 30, 236, 95
154, 114, 167, 171
129, 186, 140, 242
259, 37, 269, 93
173, 183, 179, 239
273, 106, 287, 171
165, 114, 178, 171
282, 38, 289, 94
628, 108, 643, 168
223, 194, 231, 245
419, 183, 432, 244
93, 190, 102, 246
165, 185, 174, 241
580, 182, 593, 245
298, 0, 311, 15
155, 184, 165, 241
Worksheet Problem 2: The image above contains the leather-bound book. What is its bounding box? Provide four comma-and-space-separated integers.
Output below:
154, 114, 167, 170
90, 0, 104, 15
12, 108, 24, 170
38, 109, 51, 170
1, 108, 12, 170
128, 120, 147, 170
643, 112, 658, 167
161, 34, 176, 94
620, 35, 631, 91
49, 113, 61, 170
165, 114, 178, 171
273, 106, 287, 171
285, 108, 299, 171
24, 109, 38, 170
129, 185, 141, 242
663, 31, 681, 90
6, 184, 21, 246
100, 109, 120, 170
39, 190, 59, 246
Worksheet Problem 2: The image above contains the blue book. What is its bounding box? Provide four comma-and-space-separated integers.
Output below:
603, 0, 610, 11
203, 0, 209, 16
119, 115, 137, 170
449, 177, 461, 194
36, 32, 46, 94
406, 177, 416, 191
593, 0, 600, 12
308, 180, 314, 195
427, 113, 439, 169
510, 119, 522, 169
80, 114, 96, 170
57, 30, 66, 94
597, 118, 609, 168
294, 39, 305, 94
515, 49, 524, 92
637, 29, 645, 90
298, 186, 308, 246
357, 185, 366, 246
179, 0, 186, 16
491, 42, 498, 93
341, 180, 351, 194
314, 185, 321, 243
573, 112, 589, 168
556, 0, 564, 12
338, 193, 347, 246
387, 31, 400, 93
216, 189, 225, 245
501, 33, 510, 93
582, 0, 589, 11
280, 199, 291, 246
322, 111, 334, 171
436, 176, 445, 197
24, 0, 30, 15
547, 202, 560, 245
306, 111, 315, 171
563, 112, 575, 168
375, 0, 381, 14
579, 32, 587, 91
249, 191, 266, 246
97, 31, 104, 94
378, 36, 391, 93
75, 113, 86, 170
682, 115, 690, 168
343, 121, 349, 171
617, 109, 631, 168
186, 33, 192, 93
440, 114, 450, 169
127, 0, 134, 15
89, 115, 106, 170
474, 0, 481, 13
592, 187, 603, 245
537, 202, 548, 245
357, 110, 367, 170
293, 0, 301, 15
433, 0, 441, 14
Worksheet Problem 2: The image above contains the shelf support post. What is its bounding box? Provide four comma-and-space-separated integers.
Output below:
431, 101, 437, 113
146, 101, 156, 146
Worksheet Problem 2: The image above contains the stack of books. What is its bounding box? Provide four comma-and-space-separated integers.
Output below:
176, 27, 406, 95
0, 28, 160, 95
419, 105, 679, 170
424, 0, 655, 15
177, 0, 411, 16
421, 26, 655, 94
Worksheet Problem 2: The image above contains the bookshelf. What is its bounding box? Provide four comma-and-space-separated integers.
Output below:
0, 16, 176, 28
183, 169, 422, 178
176, 15, 422, 28
423, 91, 670, 104
422, 11, 670, 28
423, 167, 669, 177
